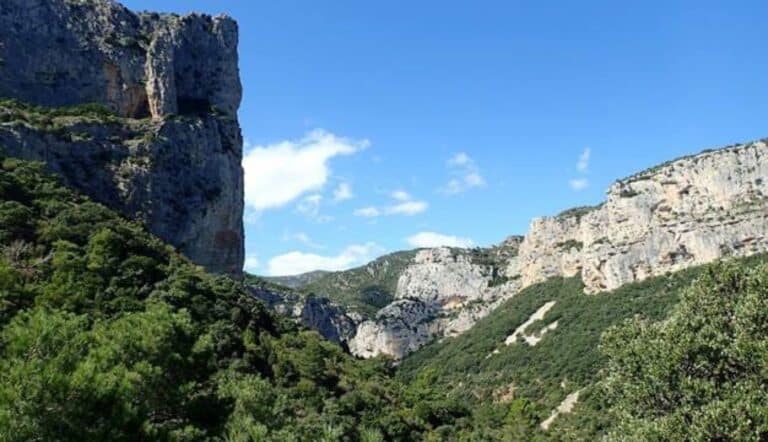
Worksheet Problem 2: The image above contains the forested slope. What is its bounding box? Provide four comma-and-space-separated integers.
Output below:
0, 154, 427, 441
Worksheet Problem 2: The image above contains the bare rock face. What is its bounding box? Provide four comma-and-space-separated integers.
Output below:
349, 140, 768, 360
520, 141, 768, 293
350, 240, 524, 360
0, 0, 244, 275
249, 285, 361, 346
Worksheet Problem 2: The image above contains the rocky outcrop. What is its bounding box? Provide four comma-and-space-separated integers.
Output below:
349, 140, 768, 359
249, 285, 362, 346
0, 0, 241, 120
350, 239, 524, 359
0, 0, 244, 275
521, 141, 768, 293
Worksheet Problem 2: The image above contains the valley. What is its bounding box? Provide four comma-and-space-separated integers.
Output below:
0, 0, 766, 440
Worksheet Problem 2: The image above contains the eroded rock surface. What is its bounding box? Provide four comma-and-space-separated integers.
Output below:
349, 141, 768, 359
522, 141, 768, 293
350, 239, 524, 359
249, 285, 362, 346
0, 0, 244, 274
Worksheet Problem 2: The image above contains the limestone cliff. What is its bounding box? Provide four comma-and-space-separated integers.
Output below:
523, 140, 768, 293
0, 0, 244, 275
248, 281, 362, 346
350, 239, 524, 359
348, 140, 768, 359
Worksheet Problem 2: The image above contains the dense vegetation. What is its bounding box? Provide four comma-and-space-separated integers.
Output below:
291, 250, 418, 317
0, 154, 442, 441
397, 254, 768, 439
0, 98, 121, 127
601, 261, 768, 440
3, 150, 768, 441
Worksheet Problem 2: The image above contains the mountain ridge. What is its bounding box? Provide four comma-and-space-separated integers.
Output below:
272, 139, 768, 360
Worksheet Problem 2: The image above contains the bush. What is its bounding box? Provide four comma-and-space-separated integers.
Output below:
601, 262, 768, 441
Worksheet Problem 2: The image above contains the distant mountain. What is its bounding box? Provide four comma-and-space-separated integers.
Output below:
289, 250, 420, 318
264, 270, 330, 289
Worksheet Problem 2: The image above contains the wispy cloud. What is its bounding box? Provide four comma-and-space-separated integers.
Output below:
243, 255, 260, 273
354, 190, 428, 218
406, 231, 474, 248
266, 243, 383, 276
243, 129, 369, 211
569, 148, 591, 192
353, 206, 381, 218
283, 232, 323, 249
577, 148, 591, 172
442, 152, 486, 195
388, 200, 428, 216
333, 182, 354, 202
569, 178, 589, 191
296, 193, 322, 216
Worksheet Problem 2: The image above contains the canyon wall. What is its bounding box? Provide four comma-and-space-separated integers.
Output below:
524, 141, 768, 293
0, 0, 244, 274
350, 140, 768, 359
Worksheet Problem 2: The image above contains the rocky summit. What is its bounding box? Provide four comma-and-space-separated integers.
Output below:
322, 140, 768, 359
0, 0, 244, 275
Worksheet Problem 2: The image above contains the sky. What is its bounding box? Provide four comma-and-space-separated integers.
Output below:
121, 0, 768, 276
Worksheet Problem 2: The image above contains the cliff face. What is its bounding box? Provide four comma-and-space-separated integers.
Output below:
248, 283, 362, 346
350, 239, 524, 359
0, 0, 244, 275
523, 141, 768, 293
348, 140, 768, 359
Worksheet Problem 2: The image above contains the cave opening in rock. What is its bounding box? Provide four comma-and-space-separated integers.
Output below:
177, 97, 211, 115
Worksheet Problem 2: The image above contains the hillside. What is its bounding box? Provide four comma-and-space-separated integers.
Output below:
298, 250, 419, 317
264, 270, 329, 289
0, 154, 434, 440
395, 253, 768, 439
336, 140, 768, 360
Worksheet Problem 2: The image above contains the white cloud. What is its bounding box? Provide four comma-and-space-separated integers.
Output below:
387, 200, 428, 216
448, 152, 471, 167
354, 190, 428, 218
244, 255, 260, 273
442, 152, 486, 195
577, 148, 591, 172
283, 232, 322, 249
297, 193, 322, 216
266, 243, 383, 276
333, 182, 354, 202
569, 178, 589, 191
406, 232, 475, 249
243, 129, 369, 211
354, 206, 381, 218
569, 148, 592, 191
391, 190, 411, 201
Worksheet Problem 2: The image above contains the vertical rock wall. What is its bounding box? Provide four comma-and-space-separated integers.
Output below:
0, 0, 244, 275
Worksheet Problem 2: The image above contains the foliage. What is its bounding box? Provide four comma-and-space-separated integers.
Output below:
556, 205, 602, 221
0, 154, 428, 441
397, 254, 768, 439
294, 250, 418, 317
601, 261, 768, 441
4, 150, 768, 440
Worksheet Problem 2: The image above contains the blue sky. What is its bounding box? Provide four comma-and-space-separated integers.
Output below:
121, 0, 768, 276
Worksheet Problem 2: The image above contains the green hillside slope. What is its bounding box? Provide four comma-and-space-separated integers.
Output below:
0, 154, 431, 441
4, 150, 766, 441
297, 250, 418, 317
396, 254, 768, 440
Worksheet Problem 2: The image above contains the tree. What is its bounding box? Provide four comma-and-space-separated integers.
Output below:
601, 262, 768, 441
